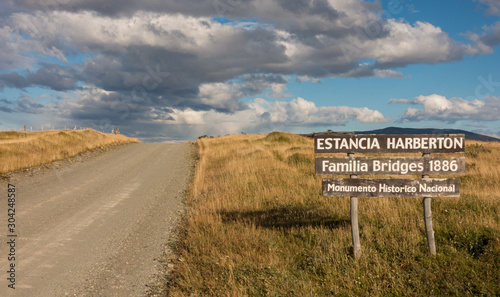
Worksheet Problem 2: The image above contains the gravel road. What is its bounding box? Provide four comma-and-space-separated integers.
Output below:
0, 143, 194, 296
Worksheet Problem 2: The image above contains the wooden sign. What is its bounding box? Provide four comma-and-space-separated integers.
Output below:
315, 134, 465, 154
314, 132, 466, 257
322, 178, 460, 198
316, 157, 465, 175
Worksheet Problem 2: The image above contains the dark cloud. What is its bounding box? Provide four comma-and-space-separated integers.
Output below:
29, 64, 80, 91
464, 22, 500, 55
478, 22, 500, 47
0, 106, 15, 113
7, 0, 218, 17
51, 73, 290, 127
475, 0, 500, 16
0, 72, 31, 89
17, 95, 47, 114
1, 97, 18, 113
276, 0, 338, 19
0, 64, 79, 91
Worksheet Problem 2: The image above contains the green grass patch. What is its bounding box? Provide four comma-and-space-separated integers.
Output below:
466, 143, 491, 158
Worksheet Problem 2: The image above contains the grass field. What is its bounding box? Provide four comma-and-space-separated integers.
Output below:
0, 129, 139, 174
166, 132, 499, 296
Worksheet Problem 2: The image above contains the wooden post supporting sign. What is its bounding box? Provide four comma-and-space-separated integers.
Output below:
348, 153, 361, 259
422, 153, 436, 255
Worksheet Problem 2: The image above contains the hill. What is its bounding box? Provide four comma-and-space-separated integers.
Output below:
354, 127, 500, 142
0, 129, 139, 174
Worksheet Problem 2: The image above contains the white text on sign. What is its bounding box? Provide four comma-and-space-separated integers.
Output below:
314, 134, 465, 153
315, 157, 465, 175
322, 178, 460, 198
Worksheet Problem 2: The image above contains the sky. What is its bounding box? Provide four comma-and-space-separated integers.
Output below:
0, 0, 499, 142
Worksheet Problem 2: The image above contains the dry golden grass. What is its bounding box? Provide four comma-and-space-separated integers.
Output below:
167, 132, 499, 296
0, 129, 139, 174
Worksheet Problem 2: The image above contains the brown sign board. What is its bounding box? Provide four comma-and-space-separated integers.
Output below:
322, 178, 460, 197
314, 134, 465, 154
316, 157, 465, 175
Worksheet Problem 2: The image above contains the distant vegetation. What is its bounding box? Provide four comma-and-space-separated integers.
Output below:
166, 132, 499, 296
0, 129, 139, 174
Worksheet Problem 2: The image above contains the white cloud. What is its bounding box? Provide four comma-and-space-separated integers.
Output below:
198, 74, 291, 111
367, 20, 465, 67
296, 75, 321, 83
9, 11, 233, 55
159, 97, 388, 129
373, 69, 404, 78
390, 94, 500, 122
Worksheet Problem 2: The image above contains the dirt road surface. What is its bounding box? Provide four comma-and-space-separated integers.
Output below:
0, 143, 193, 296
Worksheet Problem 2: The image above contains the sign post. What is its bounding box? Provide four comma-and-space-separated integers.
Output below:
348, 153, 361, 258
422, 153, 436, 255
315, 133, 465, 258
